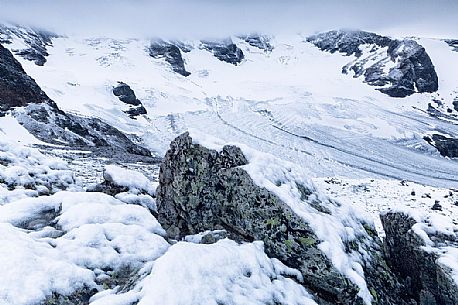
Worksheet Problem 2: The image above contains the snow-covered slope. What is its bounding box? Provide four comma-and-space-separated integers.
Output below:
2, 25, 457, 188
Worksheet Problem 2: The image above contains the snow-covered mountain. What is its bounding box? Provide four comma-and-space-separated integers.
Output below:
1, 23, 457, 305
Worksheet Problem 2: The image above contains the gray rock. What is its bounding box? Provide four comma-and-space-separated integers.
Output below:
201, 39, 244, 65
427, 134, 458, 158
381, 212, 458, 305
157, 132, 413, 305
307, 30, 438, 98
149, 41, 190, 76
0, 43, 57, 113
113, 82, 141, 106
0, 25, 57, 66
445, 39, 458, 52
240, 34, 273, 52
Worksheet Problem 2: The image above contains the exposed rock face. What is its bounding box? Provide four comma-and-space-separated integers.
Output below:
149, 41, 191, 76
0, 24, 56, 66
241, 34, 273, 52
445, 39, 458, 52
157, 132, 413, 305
201, 39, 244, 65
453, 98, 458, 112
424, 134, 458, 158
112, 82, 147, 118
0, 45, 150, 155
307, 30, 439, 97
113, 82, 141, 106
0, 43, 56, 112
382, 212, 458, 305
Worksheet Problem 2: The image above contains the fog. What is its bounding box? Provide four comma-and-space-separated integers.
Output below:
0, 0, 457, 39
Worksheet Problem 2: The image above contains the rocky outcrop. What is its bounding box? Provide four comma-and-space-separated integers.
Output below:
149, 41, 190, 76
113, 82, 141, 106
240, 34, 273, 52
112, 82, 147, 118
382, 212, 458, 305
157, 132, 413, 305
424, 134, 458, 158
307, 30, 439, 97
0, 44, 150, 155
445, 39, 458, 52
0, 24, 56, 66
201, 39, 244, 65
0, 43, 56, 112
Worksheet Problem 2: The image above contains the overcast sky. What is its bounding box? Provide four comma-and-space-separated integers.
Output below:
0, 0, 457, 39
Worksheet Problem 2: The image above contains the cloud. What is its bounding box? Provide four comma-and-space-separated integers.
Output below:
0, 0, 457, 39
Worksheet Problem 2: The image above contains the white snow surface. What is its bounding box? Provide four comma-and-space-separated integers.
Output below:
104, 165, 156, 195
92, 240, 318, 305
4, 28, 458, 188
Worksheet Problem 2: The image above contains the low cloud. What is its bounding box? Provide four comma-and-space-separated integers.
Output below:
0, 0, 457, 39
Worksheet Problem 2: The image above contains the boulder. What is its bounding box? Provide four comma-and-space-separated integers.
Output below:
381, 211, 458, 305
112, 82, 141, 106
426, 134, 458, 158
157, 132, 413, 305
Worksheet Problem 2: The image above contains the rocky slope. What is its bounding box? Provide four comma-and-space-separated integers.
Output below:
157, 132, 458, 305
0, 41, 150, 156
307, 30, 439, 97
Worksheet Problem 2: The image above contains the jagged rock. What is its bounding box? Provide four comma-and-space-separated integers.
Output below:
112, 82, 147, 118
432, 201, 442, 211
381, 212, 458, 305
201, 40, 244, 65
149, 41, 190, 76
125, 105, 147, 118
157, 132, 413, 305
308, 30, 392, 57
241, 34, 273, 52
0, 25, 56, 66
1, 43, 150, 155
452, 98, 458, 112
14, 103, 151, 156
0, 43, 56, 113
427, 134, 458, 158
445, 39, 458, 52
307, 30, 438, 98
113, 82, 141, 106
41, 288, 97, 305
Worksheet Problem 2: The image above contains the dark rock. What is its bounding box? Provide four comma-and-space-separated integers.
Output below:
125, 105, 147, 118
14, 103, 151, 156
307, 30, 438, 98
445, 39, 458, 52
0, 25, 57, 66
41, 288, 97, 305
431, 201, 442, 211
157, 132, 413, 305
240, 34, 273, 52
200, 230, 228, 244
112, 82, 147, 118
113, 82, 141, 106
307, 30, 392, 57
453, 98, 458, 112
0, 43, 56, 112
428, 134, 458, 158
381, 212, 458, 305
149, 41, 190, 76
201, 40, 244, 65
